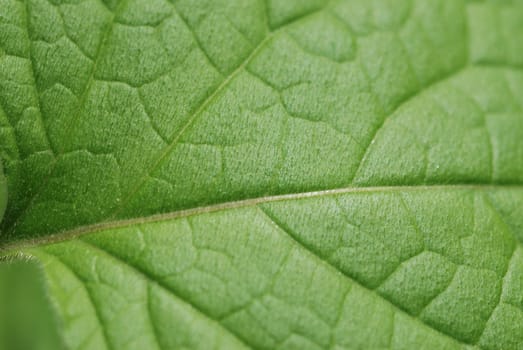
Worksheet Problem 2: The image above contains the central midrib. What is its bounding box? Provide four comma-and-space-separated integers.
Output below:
2, 183, 522, 253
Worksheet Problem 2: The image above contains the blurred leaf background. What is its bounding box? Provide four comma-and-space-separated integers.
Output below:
0, 260, 62, 350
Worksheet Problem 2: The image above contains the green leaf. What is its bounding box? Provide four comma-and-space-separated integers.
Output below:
1, 0, 523, 349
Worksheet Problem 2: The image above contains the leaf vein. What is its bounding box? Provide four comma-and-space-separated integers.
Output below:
256, 205, 474, 349
78, 240, 256, 350
3, 184, 523, 252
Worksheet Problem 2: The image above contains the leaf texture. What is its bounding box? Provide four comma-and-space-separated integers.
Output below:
1, 0, 523, 349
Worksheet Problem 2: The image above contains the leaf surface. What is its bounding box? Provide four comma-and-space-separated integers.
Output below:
1, 0, 523, 349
